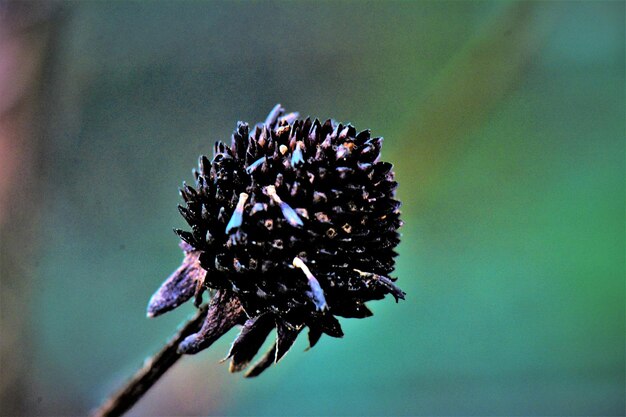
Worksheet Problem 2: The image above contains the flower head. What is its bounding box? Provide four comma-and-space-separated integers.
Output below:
148, 105, 404, 377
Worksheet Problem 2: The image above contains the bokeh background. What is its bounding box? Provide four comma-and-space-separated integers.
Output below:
0, 1, 624, 416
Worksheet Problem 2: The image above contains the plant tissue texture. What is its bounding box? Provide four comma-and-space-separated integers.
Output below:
148, 105, 404, 377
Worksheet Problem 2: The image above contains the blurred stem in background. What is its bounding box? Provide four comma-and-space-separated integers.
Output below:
0, 1, 62, 414
402, 1, 556, 213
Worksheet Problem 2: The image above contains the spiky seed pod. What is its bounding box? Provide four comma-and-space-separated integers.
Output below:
148, 104, 404, 377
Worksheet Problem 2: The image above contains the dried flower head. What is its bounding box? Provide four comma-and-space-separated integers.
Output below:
147, 104, 404, 377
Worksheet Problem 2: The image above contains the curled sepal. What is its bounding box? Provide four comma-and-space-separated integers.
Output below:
147, 243, 204, 318
178, 290, 246, 354
226, 314, 275, 373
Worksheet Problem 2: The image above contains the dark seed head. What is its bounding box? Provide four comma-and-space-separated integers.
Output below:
148, 104, 404, 377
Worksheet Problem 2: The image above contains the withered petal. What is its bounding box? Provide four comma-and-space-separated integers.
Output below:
275, 320, 302, 362
317, 313, 344, 338
375, 275, 406, 302
306, 327, 322, 350
147, 248, 204, 318
244, 343, 276, 378
178, 291, 246, 354
333, 303, 373, 319
227, 313, 275, 373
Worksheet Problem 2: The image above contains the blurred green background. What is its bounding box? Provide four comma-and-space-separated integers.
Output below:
0, 1, 623, 415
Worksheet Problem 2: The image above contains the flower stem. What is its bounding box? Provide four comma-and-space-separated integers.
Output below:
90, 306, 208, 417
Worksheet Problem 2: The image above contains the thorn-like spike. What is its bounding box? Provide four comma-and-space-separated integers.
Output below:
339, 125, 351, 140
174, 228, 195, 246
199, 155, 211, 173
307, 120, 320, 147
360, 137, 383, 162
355, 129, 371, 144
179, 187, 190, 202
181, 182, 197, 199
321, 118, 334, 136
178, 204, 194, 225
213, 141, 233, 159
331, 123, 343, 141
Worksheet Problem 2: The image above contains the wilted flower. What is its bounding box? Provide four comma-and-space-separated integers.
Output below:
147, 105, 404, 377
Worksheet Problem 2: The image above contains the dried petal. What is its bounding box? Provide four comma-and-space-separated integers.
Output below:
226, 314, 275, 373
147, 247, 204, 318
178, 291, 246, 354
275, 320, 302, 362
333, 303, 373, 319
317, 313, 344, 338
244, 343, 276, 378
306, 327, 322, 350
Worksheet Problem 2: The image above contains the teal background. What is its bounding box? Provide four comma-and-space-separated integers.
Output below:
11, 1, 626, 415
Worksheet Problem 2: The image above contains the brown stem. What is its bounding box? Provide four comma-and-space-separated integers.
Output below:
90, 306, 208, 417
